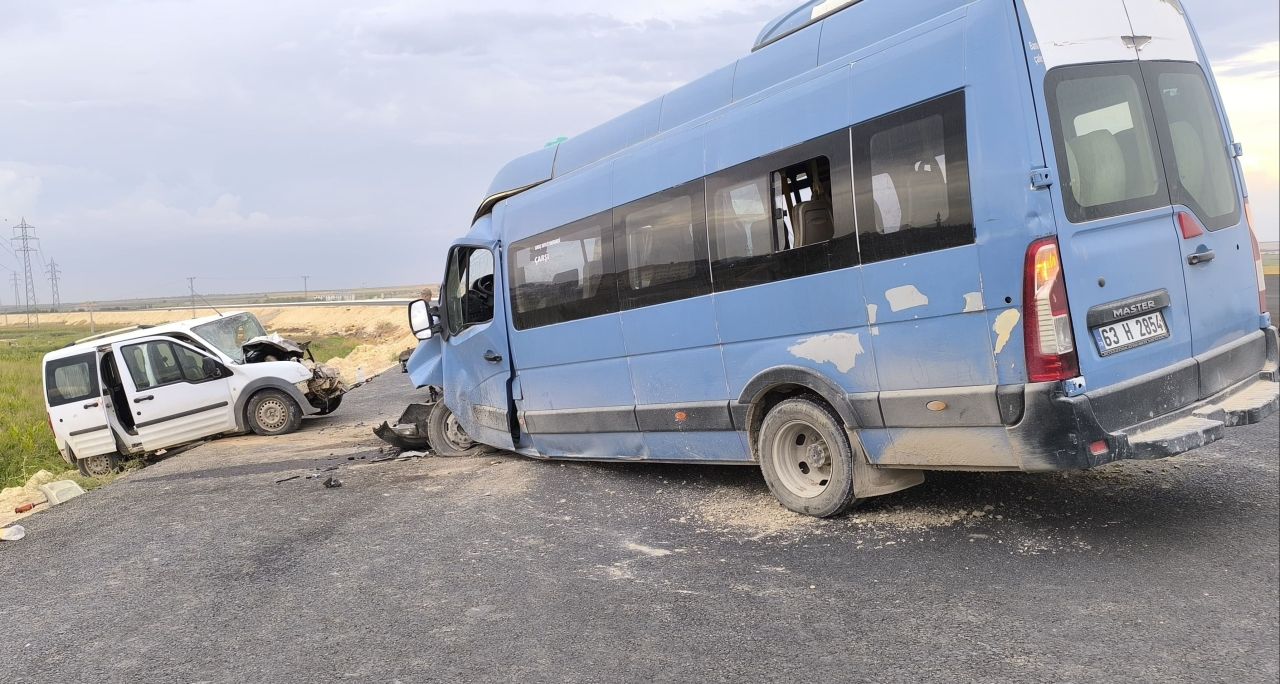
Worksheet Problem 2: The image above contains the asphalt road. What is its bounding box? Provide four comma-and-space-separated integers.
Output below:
2, 372, 1277, 683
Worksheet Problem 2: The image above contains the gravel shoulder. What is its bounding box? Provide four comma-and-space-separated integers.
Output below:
2, 371, 1277, 683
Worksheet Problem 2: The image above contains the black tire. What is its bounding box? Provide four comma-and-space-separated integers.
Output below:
758, 397, 860, 518
312, 394, 343, 416
246, 389, 304, 436
425, 401, 488, 457
77, 451, 122, 478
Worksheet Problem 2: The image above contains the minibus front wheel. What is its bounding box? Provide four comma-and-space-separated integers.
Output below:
426, 401, 488, 457
758, 397, 860, 518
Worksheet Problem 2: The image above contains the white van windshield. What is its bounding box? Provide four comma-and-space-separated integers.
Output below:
193, 313, 267, 363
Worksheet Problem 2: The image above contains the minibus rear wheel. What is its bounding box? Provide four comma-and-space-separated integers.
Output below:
426, 401, 487, 457
758, 397, 859, 518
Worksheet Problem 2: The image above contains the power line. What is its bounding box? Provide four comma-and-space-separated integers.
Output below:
45, 259, 62, 311
10, 218, 40, 327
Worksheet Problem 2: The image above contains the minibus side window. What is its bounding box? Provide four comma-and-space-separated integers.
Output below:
707, 130, 855, 291
1045, 63, 1168, 224
852, 90, 975, 263
444, 247, 496, 336
45, 353, 100, 407
509, 212, 618, 330
614, 181, 711, 310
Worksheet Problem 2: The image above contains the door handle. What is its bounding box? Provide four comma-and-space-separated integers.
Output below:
483, 350, 504, 364
133, 395, 155, 404
83, 401, 100, 409
1188, 249, 1216, 266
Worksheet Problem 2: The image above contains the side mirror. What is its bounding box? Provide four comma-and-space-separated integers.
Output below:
408, 299, 441, 341
202, 358, 228, 380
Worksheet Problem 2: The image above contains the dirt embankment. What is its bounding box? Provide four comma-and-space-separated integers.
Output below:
17, 306, 418, 383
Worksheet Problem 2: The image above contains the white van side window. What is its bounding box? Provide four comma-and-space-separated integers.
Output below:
45, 353, 100, 407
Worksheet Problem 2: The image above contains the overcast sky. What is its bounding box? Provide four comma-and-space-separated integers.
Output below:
1, 0, 1276, 303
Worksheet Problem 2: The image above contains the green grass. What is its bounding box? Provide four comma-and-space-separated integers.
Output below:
0, 325, 97, 488
307, 336, 361, 364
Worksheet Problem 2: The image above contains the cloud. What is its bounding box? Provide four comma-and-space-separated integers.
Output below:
1, 0, 1276, 301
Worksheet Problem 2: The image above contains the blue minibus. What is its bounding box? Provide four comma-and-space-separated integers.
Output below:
393, 0, 1279, 516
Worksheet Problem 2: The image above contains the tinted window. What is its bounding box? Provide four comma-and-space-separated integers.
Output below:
614, 182, 711, 309
510, 212, 618, 330
853, 90, 975, 262
120, 341, 213, 390
122, 344, 154, 390
45, 353, 100, 407
708, 131, 856, 291
444, 247, 496, 335
1046, 63, 1168, 223
1146, 62, 1240, 231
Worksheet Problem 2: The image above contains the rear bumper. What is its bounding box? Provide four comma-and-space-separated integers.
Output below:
1012, 326, 1279, 470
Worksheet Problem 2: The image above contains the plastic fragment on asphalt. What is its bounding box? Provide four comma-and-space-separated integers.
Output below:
1, 525, 26, 541
37, 481, 86, 506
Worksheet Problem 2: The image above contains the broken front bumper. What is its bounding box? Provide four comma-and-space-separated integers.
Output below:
1013, 327, 1279, 470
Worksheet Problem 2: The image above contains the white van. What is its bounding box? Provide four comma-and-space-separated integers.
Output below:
42, 312, 347, 476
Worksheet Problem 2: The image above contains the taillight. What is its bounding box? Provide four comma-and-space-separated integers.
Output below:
1177, 211, 1204, 239
1246, 199, 1267, 314
1024, 237, 1079, 382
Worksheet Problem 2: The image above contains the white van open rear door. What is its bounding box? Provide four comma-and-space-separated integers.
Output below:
45, 351, 117, 460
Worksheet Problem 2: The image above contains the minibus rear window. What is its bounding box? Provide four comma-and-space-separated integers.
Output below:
45, 353, 100, 407
1046, 62, 1169, 223
1146, 62, 1240, 231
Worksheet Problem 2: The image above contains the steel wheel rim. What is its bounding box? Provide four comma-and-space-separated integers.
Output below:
256, 398, 290, 432
83, 455, 113, 477
443, 411, 474, 451
770, 419, 833, 499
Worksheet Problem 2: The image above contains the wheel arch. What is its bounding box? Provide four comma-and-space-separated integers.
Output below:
738, 366, 868, 460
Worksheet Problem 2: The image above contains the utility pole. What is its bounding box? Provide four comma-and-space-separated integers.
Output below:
45, 259, 62, 312
11, 218, 39, 327
87, 301, 96, 335
188, 277, 197, 316
10, 273, 20, 312
302, 275, 310, 302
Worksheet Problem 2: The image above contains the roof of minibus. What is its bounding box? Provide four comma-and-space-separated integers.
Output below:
476, 0, 949, 221
42, 311, 249, 362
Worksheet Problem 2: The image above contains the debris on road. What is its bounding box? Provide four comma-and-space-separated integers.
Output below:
0, 525, 26, 541
14, 501, 46, 514
38, 481, 86, 506
275, 475, 302, 484
322, 477, 344, 489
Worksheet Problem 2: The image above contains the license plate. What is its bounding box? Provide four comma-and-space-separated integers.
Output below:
1093, 311, 1169, 356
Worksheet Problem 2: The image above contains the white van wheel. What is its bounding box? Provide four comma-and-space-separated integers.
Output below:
246, 390, 303, 436
758, 397, 859, 518
425, 401, 487, 457
78, 452, 121, 478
